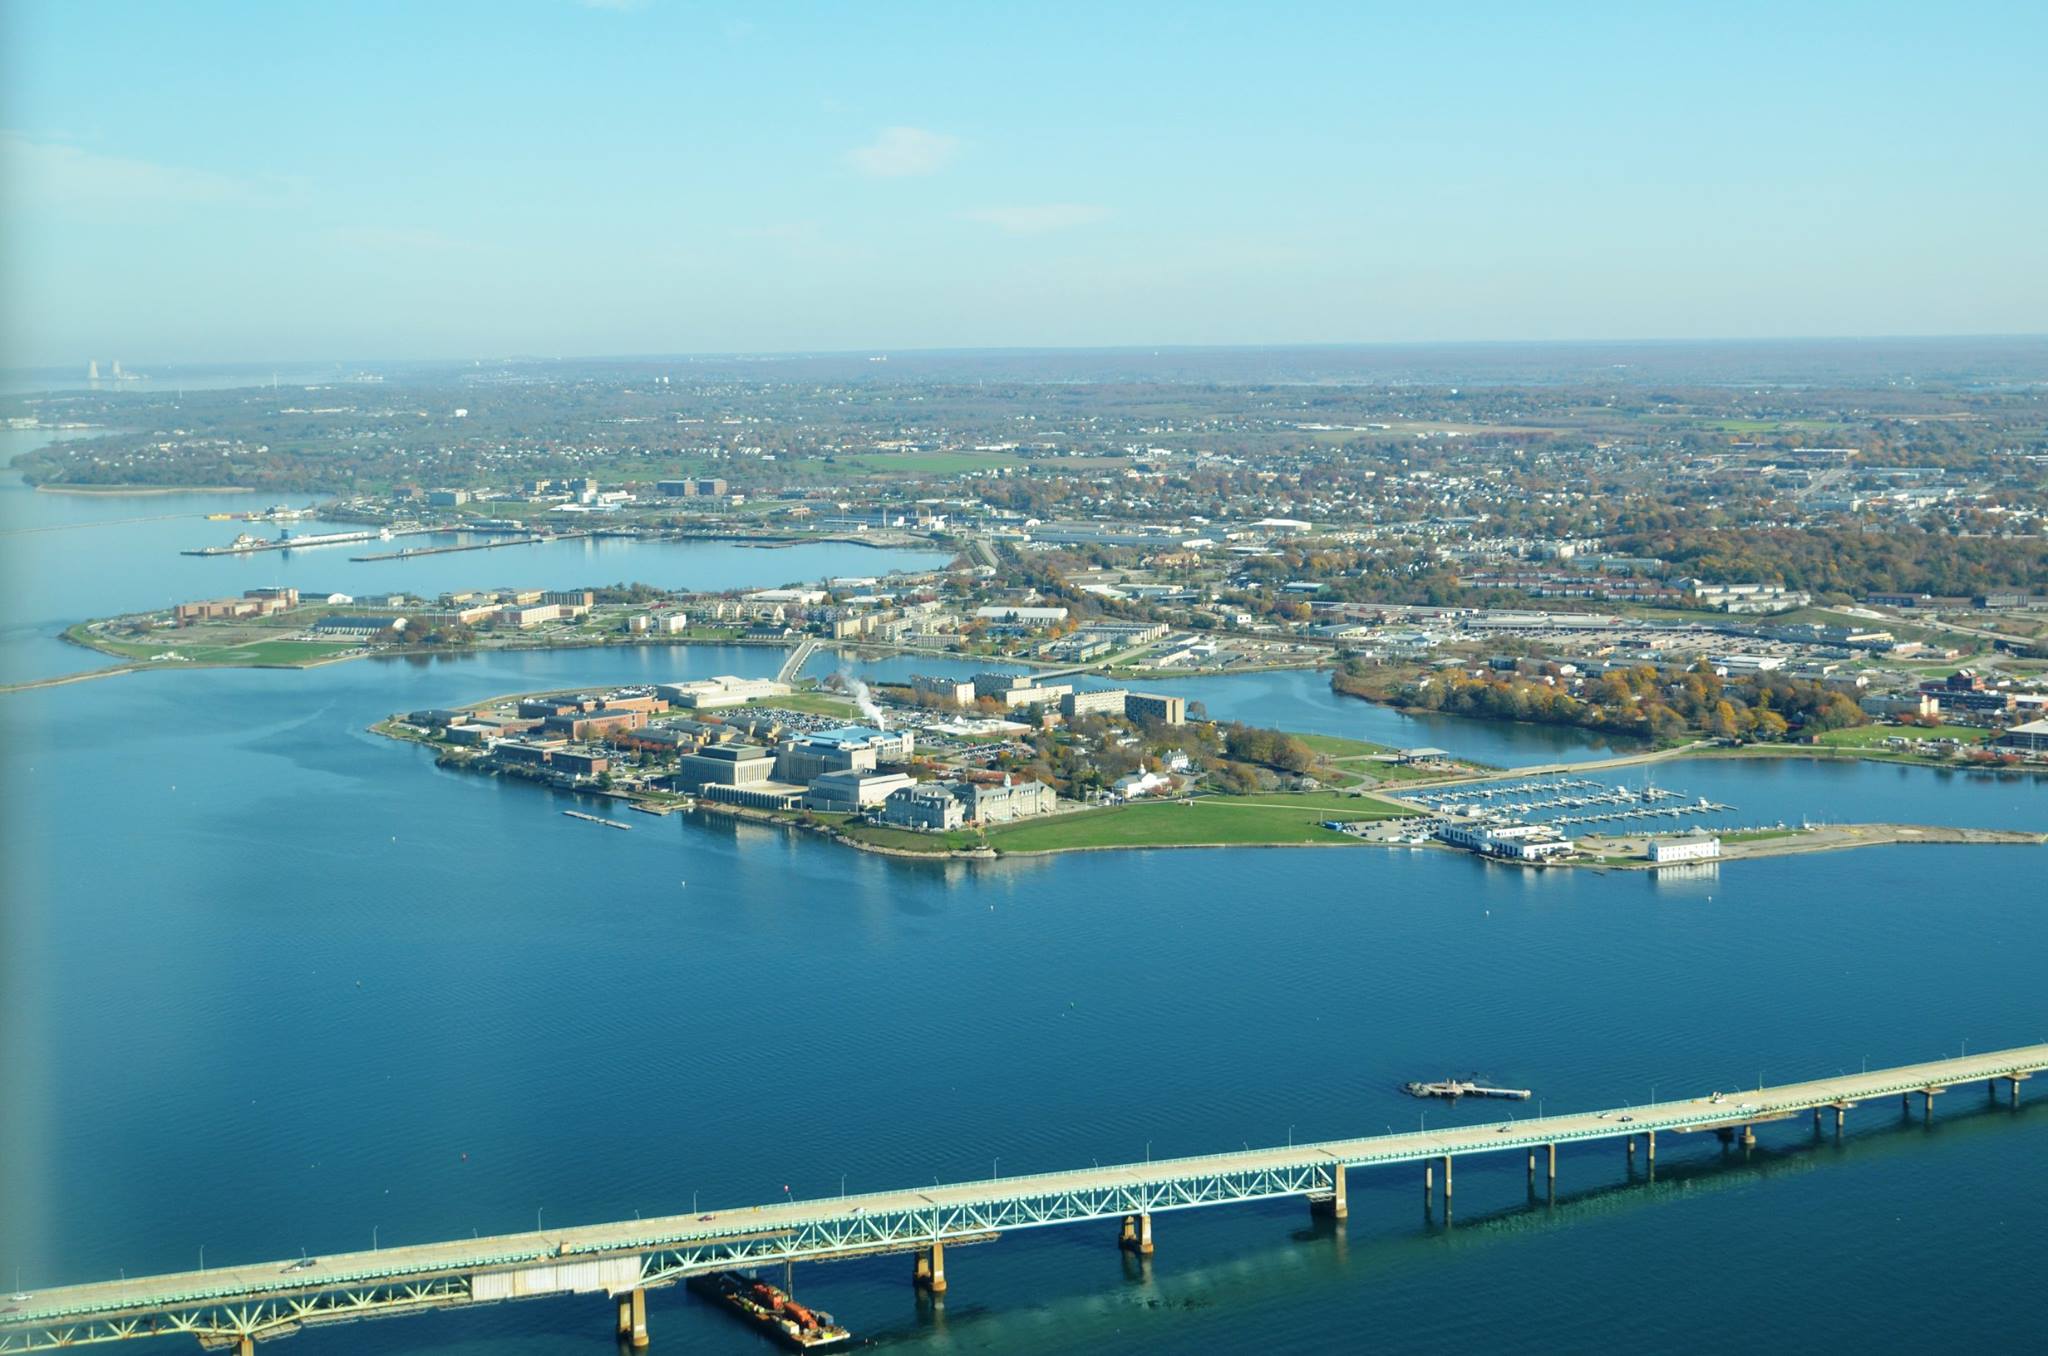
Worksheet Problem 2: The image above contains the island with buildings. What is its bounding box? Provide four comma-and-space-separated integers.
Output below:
370, 664, 2046, 868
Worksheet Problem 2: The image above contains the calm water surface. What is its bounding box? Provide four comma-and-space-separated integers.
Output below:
0, 465, 950, 685
3, 483, 2046, 1355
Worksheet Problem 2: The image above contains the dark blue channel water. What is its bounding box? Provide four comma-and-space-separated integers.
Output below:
4, 644, 2046, 1356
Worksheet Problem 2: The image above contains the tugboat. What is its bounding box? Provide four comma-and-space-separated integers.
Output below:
1402, 1078, 1533, 1101
687, 1271, 852, 1350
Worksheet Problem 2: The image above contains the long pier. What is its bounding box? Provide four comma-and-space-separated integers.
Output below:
5, 1044, 2041, 1353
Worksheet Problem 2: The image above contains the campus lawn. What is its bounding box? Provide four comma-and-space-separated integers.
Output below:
1814, 724, 1987, 748
1295, 732, 1398, 757
986, 791, 1404, 852
760, 692, 864, 718
834, 821, 985, 853
218, 640, 363, 664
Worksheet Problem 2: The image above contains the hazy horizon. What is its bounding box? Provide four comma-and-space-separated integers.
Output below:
5, 1, 2045, 369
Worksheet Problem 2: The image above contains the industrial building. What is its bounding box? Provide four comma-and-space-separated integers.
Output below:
1434, 819, 1575, 861
949, 778, 1057, 823
913, 674, 976, 706
1649, 835, 1722, 864
549, 750, 610, 779
879, 783, 966, 830
1124, 692, 1187, 726
678, 744, 775, 789
971, 673, 1073, 709
1060, 688, 1129, 719
657, 676, 792, 709
495, 604, 562, 628
1995, 719, 2048, 753
803, 770, 915, 813
700, 782, 806, 811
542, 709, 648, 740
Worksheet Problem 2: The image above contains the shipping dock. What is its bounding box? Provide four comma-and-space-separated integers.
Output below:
348, 530, 590, 561
687, 1272, 852, 1350
182, 528, 397, 556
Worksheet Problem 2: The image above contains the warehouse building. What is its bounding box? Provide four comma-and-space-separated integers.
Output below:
678, 743, 775, 789
803, 770, 915, 813
949, 778, 1057, 823
1124, 692, 1187, 726
879, 783, 966, 830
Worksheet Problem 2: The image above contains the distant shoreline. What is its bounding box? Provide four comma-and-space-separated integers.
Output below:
33, 483, 255, 496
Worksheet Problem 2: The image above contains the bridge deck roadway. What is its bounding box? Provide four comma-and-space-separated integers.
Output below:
8, 1044, 2044, 1335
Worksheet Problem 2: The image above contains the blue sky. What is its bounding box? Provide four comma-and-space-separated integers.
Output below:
3, 0, 2044, 365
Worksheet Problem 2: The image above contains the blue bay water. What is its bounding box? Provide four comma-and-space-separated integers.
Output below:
3, 481, 2048, 1355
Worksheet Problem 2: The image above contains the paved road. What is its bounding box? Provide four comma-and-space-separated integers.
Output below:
11, 1044, 2044, 1331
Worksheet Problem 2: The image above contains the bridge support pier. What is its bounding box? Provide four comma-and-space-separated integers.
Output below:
1440, 1155, 1452, 1203
914, 1241, 948, 1293
1922, 1088, 1941, 1118
1646, 1130, 1656, 1166
1741, 1124, 1756, 1149
1310, 1164, 1347, 1219
235, 1339, 255, 1356
1626, 1135, 1635, 1166
1119, 1212, 1154, 1256
2011, 1076, 2025, 1106
1424, 1163, 1433, 1201
613, 1287, 648, 1348
1547, 1143, 1557, 1183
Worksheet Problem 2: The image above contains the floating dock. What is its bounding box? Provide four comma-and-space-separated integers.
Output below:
563, 810, 631, 830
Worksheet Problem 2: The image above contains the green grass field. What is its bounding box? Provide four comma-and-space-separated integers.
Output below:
759, 692, 864, 718
986, 791, 1403, 852
1815, 724, 1986, 748
1296, 733, 1397, 757
218, 640, 363, 664
835, 822, 985, 853
834, 451, 1024, 477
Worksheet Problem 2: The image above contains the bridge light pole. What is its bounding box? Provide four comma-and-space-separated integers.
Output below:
992, 1158, 1000, 1182
1287, 1124, 1294, 1148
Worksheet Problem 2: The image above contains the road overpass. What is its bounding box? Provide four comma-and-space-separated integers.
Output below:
5, 1044, 2042, 1353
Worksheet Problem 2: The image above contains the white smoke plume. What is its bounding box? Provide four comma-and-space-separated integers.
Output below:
840, 669, 888, 729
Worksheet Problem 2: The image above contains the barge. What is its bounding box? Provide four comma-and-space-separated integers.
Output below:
687, 1271, 852, 1350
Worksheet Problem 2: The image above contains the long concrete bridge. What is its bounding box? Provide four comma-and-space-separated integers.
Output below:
773, 635, 818, 685
5, 1044, 2042, 1353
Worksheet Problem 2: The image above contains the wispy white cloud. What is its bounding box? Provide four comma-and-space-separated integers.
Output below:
961, 204, 1111, 234
844, 126, 960, 178
0, 131, 287, 214
578, 0, 650, 11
